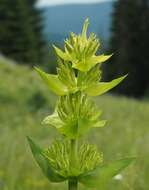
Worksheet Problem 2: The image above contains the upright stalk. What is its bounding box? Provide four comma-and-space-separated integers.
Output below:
70, 139, 78, 167
68, 179, 78, 190
68, 139, 78, 190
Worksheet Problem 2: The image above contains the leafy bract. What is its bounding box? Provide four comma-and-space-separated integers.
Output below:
79, 157, 136, 188
27, 137, 66, 182
35, 66, 126, 98
85, 75, 127, 96
35, 67, 68, 95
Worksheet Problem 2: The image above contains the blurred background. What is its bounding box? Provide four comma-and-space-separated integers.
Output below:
0, 0, 149, 190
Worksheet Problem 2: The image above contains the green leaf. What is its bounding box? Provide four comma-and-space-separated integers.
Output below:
73, 54, 112, 72
85, 75, 127, 96
27, 137, 66, 182
79, 157, 136, 188
35, 67, 68, 95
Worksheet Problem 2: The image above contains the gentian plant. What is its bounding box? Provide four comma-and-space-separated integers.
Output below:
27, 19, 135, 190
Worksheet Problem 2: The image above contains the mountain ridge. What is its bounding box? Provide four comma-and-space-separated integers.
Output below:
42, 1, 114, 43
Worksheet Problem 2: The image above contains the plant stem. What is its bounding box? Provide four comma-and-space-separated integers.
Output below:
70, 139, 78, 167
68, 179, 78, 190
68, 139, 78, 190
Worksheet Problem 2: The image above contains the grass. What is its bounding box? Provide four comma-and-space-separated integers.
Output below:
0, 57, 148, 190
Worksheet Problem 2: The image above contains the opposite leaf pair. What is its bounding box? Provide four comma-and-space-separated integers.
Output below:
35, 66, 126, 97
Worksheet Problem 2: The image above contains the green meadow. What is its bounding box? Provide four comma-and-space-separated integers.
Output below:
0, 57, 148, 190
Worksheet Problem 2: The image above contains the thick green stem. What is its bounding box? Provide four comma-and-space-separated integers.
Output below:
68, 179, 78, 190
70, 139, 78, 167
68, 139, 78, 190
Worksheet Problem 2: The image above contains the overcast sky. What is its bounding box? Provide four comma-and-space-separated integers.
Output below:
37, 0, 110, 6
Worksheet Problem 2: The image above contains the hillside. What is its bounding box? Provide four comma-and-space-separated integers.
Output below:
42, 1, 113, 43
0, 58, 148, 190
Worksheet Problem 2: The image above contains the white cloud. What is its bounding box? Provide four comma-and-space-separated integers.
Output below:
37, 0, 110, 6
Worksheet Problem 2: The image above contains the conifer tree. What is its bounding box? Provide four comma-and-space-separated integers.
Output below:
0, 0, 46, 65
105, 0, 149, 97
27, 0, 46, 64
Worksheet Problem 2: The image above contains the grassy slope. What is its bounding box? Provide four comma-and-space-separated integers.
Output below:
0, 57, 148, 190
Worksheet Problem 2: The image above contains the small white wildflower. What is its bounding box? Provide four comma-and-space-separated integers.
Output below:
114, 174, 123, 180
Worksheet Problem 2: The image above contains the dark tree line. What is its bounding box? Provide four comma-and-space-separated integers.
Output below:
0, 0, 46, 65
105, 0, 149, 98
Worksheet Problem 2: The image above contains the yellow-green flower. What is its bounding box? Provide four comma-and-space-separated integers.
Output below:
53, 18, 112, 72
